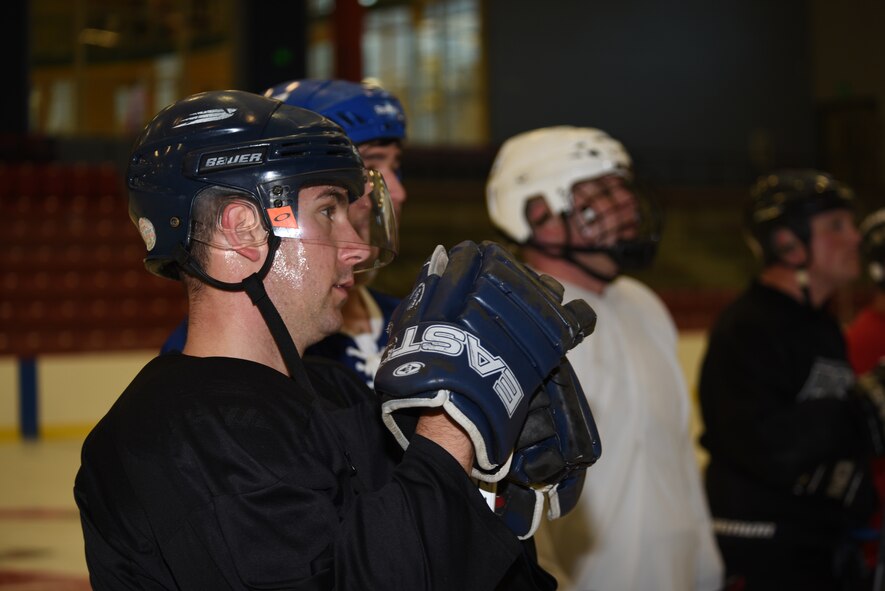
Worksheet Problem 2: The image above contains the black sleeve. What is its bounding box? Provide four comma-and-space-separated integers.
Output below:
305, 358, 550, 589
193, 431, 526, 590
335, 435, 527, 589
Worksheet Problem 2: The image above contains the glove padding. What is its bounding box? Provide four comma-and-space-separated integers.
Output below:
495, 472, 586, 540
375, 241, 596, 480
495, 360, 601, 539
852, 362, 885, 455
509, 359, 601, 485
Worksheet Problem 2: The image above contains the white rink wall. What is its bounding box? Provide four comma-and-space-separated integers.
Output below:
0, 332, 711, 446
0, 351, 154, 441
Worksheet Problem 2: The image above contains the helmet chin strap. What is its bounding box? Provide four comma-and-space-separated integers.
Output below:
773, 239, 814, 308
526, 213, 620, 284
794, 267, 812, 308
173, 236, 317, 395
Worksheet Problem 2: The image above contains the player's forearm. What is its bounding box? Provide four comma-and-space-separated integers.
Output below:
415, 410, 474, 473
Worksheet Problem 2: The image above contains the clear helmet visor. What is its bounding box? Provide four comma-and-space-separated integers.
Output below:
346, 168, 399, 272
189, 169, 398, 274
260, 168, 398, 274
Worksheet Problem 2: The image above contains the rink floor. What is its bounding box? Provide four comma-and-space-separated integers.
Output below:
0, 438, 90, 589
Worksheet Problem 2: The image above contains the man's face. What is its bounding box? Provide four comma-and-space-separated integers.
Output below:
807, 208, 861, 289
267, 184, 369, 346
526, 175, 639, 274
358, 141, 406, 219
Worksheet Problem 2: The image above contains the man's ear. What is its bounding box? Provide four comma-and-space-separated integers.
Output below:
771, 227, 807, 266
220, 200, 264, 262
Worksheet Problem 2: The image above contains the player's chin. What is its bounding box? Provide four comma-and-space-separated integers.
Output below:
317, 309, 344, 339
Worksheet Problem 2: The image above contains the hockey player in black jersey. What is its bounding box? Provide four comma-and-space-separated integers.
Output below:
699, 169, 883, 590
73, 90, 600, 590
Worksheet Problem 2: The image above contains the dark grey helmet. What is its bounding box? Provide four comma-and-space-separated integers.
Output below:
745, 169, 855, 264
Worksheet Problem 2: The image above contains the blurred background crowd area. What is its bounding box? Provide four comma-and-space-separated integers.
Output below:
2, 0, 884, 358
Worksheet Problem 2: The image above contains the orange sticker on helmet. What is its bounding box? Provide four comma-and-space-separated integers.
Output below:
267, 206, 298, 229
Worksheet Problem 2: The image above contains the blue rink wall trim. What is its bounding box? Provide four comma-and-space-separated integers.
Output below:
19, 358, 38, 440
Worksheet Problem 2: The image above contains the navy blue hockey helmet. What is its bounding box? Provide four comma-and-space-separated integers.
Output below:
745, 169, 855, 264
263, 79, 406, 145
128, 90, 368, 280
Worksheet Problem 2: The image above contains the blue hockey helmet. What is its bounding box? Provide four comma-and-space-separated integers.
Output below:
264, 79, 406, 145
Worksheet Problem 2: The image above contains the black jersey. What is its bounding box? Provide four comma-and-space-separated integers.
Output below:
74, 354, 550, 590
700, 281, 874, 543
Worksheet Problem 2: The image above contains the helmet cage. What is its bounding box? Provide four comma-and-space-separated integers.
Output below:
486, 126, 633, 244
532, 177, 661, 271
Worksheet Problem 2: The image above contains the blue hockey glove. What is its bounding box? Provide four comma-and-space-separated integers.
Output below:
494, 473, 587, 540
509, 359, 601, 485
494, 479, 544, 540
495, 359, 601, 539
375, 241, 596, 481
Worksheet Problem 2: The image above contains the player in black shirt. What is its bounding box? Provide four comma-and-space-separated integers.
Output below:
699, 170, 878, 590
74, 90, 598, 590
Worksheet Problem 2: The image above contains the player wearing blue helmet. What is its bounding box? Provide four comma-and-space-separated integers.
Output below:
162, 79, 407, 388
264, 78, 406, 145
264, 78, 407, 220
265, 79, 407, 387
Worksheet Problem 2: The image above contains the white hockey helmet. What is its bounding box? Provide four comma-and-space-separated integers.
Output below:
486, 126, 632, 244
